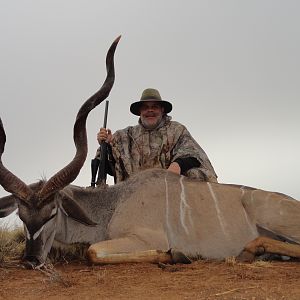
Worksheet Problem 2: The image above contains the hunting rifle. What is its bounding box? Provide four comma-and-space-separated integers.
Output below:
91, 100, 109, 187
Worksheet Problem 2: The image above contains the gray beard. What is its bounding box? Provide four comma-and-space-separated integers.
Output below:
140, 115, 164, 130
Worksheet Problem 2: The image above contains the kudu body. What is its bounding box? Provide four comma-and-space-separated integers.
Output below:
52, 171, 300, 263
1, 36, 300, 268
1, 168, 300, 266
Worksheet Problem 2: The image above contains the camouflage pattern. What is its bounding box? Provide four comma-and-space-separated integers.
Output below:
111, 116, 218, 183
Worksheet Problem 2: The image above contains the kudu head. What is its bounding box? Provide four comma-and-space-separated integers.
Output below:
0, 36, 120, 268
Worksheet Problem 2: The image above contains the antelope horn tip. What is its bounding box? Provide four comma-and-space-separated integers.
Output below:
115, 35, 122, 43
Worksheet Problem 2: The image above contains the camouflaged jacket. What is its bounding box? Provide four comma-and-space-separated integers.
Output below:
111, 116, 218, 183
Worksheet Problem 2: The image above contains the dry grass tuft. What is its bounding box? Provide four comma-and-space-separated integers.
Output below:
38, 263, 73, 287
225, 256, 237, 266
0, 227, 25, 264
225, 256, 273, 268
49, 242, 89, 264
251, 260, 272, 268
96, 268, 107, 284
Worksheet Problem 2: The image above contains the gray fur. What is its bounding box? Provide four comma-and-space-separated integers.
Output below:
1, 168, 300, 267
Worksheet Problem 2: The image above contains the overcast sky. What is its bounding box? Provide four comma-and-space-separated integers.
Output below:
1, 0, 300, 227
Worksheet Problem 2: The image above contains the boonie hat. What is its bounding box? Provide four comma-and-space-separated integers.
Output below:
130, 88, 173, 116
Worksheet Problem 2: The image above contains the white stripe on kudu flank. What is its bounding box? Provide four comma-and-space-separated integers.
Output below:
240, 186, 256, 235
242, 208, 258, 236
179, 176, 193, 235
207, 182, 228, 237
240, 186, 245, 198
250, 190, 255, 203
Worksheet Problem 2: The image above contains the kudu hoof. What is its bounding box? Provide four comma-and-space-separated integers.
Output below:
236, 250, 255, 263
168, 249, 192, 264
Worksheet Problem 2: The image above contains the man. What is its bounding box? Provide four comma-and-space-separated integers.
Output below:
97, 88, 217, 183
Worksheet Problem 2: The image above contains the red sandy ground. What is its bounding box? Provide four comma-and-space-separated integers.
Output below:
1, 260, 300, 299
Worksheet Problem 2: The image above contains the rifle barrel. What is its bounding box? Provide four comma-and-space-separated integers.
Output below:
103, 100, 109, 128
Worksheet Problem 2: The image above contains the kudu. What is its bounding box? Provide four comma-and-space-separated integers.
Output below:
1, 38, 300, 269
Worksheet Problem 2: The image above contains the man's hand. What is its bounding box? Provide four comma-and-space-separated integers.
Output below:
97, 128, 113, 144
167, 162, 181, 175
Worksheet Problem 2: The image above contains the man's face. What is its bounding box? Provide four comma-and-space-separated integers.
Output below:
139, 101, 164, 129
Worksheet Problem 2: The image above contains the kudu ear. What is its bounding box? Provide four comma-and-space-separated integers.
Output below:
0, 181, 44, 218
0, 194, 18, 218
58, 192, 97, 226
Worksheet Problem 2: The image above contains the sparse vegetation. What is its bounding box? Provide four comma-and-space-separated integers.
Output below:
49, 242, 89, 264
0, 226, 25, 264
0, 226, 88, 265
225, 256, 237, 266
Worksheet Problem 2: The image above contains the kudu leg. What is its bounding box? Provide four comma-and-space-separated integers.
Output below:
237, 236, 300, 262
87, 237, 191, 264
87, 237, 173, 264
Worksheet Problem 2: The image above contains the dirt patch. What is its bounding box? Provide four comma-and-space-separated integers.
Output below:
1, 260, 300, 299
